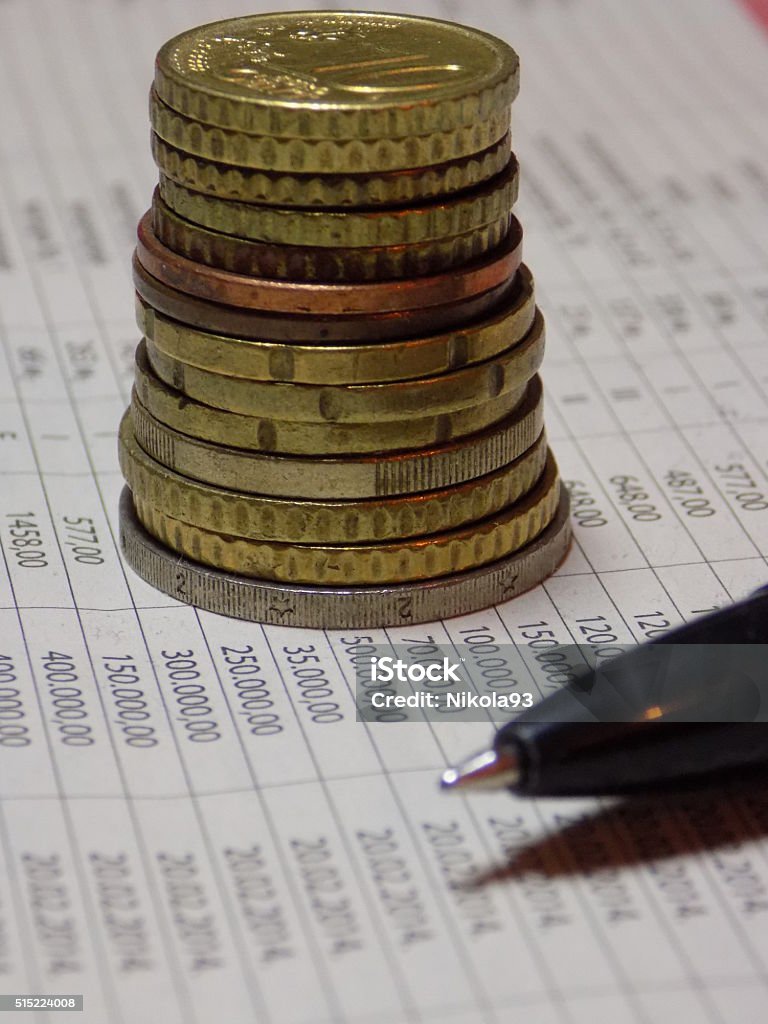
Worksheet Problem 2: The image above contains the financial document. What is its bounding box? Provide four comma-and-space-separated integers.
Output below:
1, 0, 767, 1020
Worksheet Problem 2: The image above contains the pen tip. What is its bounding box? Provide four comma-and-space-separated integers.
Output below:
440, 747, 520, 793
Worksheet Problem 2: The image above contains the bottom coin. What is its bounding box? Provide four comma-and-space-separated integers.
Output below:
119, 487, 572, 628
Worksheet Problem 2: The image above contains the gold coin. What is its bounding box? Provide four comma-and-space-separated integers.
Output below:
119, 488, 573, 629
150, 89, 511, 173
157, 160, 518, 247
137, 265, 536, 384
151, 131, 513, 207
152, 190, 510, 281
143, 309, 544, 422
130, 376, 544, 499
130, 455, 560, 586
154, 13, 519, 139
133, 342, 526, 455
120, 412, 549, 543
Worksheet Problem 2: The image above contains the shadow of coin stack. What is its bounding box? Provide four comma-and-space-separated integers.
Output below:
118, 11, 572, 628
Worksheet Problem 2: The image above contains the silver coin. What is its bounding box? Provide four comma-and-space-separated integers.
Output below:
119, 486, 572, 628
130, 375, 544, 500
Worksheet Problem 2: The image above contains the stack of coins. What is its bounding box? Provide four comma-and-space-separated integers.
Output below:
118, 11, 572, 628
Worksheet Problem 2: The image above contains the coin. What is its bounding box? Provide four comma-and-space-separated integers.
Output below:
119, 487, 572, 628
132, 253, 515, 342
150, 89, 511, 174
130, 375, 544, 499
152, 191, 511, 282
151, 131, 512, 207
143, 308, 544, 422
137, 265, 536, 384
157, 159, 518, 246
136, 213, 523, 314
120, 12, 566, 627
130, 454, 560, 585
120, 412, 549, 543
133, 342, 526, 455
154, 13, 519, 140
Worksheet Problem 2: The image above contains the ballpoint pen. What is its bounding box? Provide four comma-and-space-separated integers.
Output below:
440, 587, 768, 796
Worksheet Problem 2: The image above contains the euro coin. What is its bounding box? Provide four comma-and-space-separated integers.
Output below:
135, 212, 523, 314
154, 13, 519, 139
119, 487, 572, 629
130, 454, 560, 585
150, 88, 511, 173
136, 264, 536, 384
156, 159, 518, 247
143, 308, 544, 422
130, 375, 545, 499
132, 253, 516, 342
151, 131, 512, 207
133, 342, 527, 455
151, 190, 510, 282
120, 412, 549, 543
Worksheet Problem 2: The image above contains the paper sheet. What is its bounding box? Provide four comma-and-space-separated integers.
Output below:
1, 0, 767, 1020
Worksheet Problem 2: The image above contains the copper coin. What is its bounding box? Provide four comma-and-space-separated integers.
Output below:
151, 190, 511, 283
135, 213, 523, 315
132, 254, 517, 344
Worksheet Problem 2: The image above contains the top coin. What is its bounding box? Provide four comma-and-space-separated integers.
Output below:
154, 12, 519, 140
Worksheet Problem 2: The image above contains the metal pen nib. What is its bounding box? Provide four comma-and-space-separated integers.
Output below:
440, 746, 521, 792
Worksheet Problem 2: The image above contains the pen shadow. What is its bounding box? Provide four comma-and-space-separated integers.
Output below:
470, 764, 768, 887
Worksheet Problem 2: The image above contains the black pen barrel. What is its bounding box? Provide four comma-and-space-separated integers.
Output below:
493, 588, 768, 795
503, 721, 768, 796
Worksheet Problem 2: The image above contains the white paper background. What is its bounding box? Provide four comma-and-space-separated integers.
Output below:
0, 1, 767, 1021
